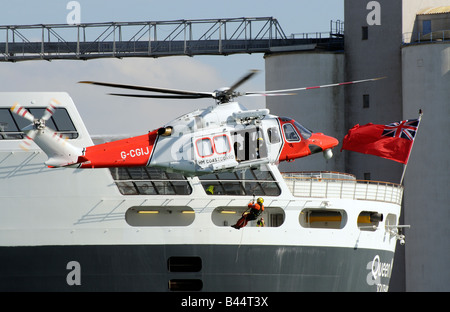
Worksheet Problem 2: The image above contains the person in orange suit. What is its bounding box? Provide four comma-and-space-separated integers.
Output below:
232, 197, 264, 230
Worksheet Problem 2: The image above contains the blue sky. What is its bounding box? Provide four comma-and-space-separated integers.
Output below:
0, 1, 344, 135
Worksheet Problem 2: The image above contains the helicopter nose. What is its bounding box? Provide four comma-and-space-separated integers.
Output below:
308, 133, 339, 154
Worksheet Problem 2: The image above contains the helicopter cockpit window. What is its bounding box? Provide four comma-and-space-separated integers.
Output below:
267, 127, 280, 144
196, 138, 214, 157
283, 123, 301, 142
293, 121, 312, 140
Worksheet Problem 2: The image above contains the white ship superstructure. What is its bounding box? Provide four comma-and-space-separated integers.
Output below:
0, 92, 404, 291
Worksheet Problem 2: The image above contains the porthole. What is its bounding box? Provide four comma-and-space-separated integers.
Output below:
358, 211, 383, 231
299, 209, 347, 229
125, 206, 195, 227
168, 256, 202, 272
211, 206, 285, 227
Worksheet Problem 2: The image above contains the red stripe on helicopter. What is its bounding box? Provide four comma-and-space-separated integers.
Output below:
78, 129, 158, 168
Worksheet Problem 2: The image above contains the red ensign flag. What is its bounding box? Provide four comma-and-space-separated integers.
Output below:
341, 119, 419, 164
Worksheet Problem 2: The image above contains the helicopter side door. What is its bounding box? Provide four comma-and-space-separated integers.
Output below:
194, 131, 238, 172
231, 126, 268, 163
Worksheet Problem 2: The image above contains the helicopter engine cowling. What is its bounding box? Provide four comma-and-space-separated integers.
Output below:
157, 126, 173, 136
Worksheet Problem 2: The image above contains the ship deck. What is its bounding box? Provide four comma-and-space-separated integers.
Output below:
282, 171, 403, 205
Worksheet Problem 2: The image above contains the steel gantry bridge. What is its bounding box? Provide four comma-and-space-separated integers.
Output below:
0, 17, 344, 62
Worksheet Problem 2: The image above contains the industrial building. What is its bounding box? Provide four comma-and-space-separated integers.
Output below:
266, 0, 450, 291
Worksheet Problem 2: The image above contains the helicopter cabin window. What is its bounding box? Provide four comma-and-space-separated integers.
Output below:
213, 134, 231, 154
283, 123, 301, 142
0, 107, 78, 140
196, 138, 214, 158
267, 127, 280, 144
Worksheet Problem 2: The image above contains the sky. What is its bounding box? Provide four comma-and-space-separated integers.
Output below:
0, 0, 344, 135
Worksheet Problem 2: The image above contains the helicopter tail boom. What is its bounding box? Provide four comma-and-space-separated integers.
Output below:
78, 131, 158, 168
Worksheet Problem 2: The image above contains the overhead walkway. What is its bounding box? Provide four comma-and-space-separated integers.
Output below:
0, 17, 344, 62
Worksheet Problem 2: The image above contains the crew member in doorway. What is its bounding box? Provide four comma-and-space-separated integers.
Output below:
257, 217, 265, 227
232, 197, 264, 230
206, 185, 214, 195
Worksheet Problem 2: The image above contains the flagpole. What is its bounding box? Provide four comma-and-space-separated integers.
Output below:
400, 109, 423, 185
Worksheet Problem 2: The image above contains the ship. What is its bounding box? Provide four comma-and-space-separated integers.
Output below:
0, 92, 405, 292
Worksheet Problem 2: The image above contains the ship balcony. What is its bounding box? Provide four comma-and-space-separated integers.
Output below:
282, 171, 404, 205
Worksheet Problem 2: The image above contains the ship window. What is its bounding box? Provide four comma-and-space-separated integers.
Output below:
115, 182, 139, 195
0, 108, 22, 139
109, 167, 192, 195
363, 94, 370, 108
299, 209, 347, 229
200, 166, 280, 196
0, 107, 78, 140
134, 181, 158, 195
385, 213, 397, 227
168, 257, 202, 272
196, 138, 213, 157
283, 123, 300, 142
125, 206, 195, 227
212, 206, 285, 227
422, 20, 431, 35
358, 211, 383, 231
362, 26, 368, 40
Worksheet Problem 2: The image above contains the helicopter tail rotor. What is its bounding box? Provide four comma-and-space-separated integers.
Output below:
10, 103, 34, 123
10, 99, 83, 166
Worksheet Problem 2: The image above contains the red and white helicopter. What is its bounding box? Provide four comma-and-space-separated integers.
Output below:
10, 70, 380, 176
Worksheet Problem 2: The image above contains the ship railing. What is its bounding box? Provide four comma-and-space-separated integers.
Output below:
402, 29, 450, 44
281, 171, 404, 205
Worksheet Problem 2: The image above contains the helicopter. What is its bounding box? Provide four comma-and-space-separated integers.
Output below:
10, 70, 381, 176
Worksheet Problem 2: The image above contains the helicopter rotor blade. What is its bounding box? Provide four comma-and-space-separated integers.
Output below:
79, 72, 383, 104
10, 103, 36, 151
41, 98, 60, 121
10, 102, 35, 122
246, 77, 386, 95
243, 92, 297, 97
79, 81, 214, 97
19, 130, 38, 151
226, 69, 259, 95
108, 93, 212, 99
